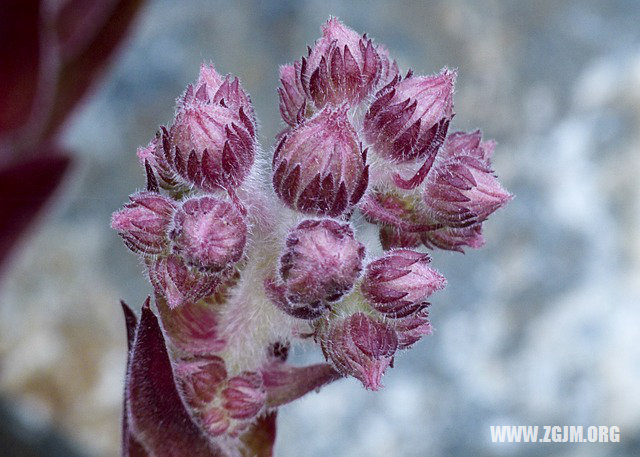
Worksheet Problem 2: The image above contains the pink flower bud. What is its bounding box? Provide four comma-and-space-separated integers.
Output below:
324, 312, 398, 390
147, 255, 219, 309
201, 407, 230, 437
196, 371, 266, 437
111, 191, 175, 255
279, 219, 365, 308
278, 17, 398, 125
393, 308, 432, 349
361, 249, 446, 317
277, 62, 307, 126
175, 356, 227, 407
423, 130, 512, 228
222, 372, 266, 420
156, 293, 227, 355
272, 106, 369, 216
364, 69, 455, 162
146, 64, 257, 192
136, 133, 179, 190
170, 196, 246, 271
420, 224, 486, 252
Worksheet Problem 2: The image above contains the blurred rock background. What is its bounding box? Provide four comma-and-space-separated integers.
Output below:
1, 0, 639, 456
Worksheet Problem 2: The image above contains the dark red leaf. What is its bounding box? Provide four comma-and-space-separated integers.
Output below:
0, 152, 71, 276
126, 302, 224, 456
120, 300, 149, 457
42, 0, 146, 139
0, 0, 40, 134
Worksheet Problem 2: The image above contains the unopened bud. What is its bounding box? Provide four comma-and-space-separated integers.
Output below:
277, 18, 398, 124
361, 249, 446, 318
147, 255, 219, 309
111, 192, 175, 255
324, 312, 397, 390
149, 64, 257, 192
423, 130, 511, 228
272, 106, 368, 216
364, 69, 455, 162
279, 219, 364, 308
175, 356, 227, 407
170, 196, 246, 271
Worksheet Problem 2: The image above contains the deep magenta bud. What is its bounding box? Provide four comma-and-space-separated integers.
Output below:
199, 371, 266, 437
145, 64, 256, 192
361, 249, 446, 317
137, 135, 179, 189
221, 372, 266, 420
364, 69, 455, 162
170, 196, 246, 271
324, 312, 398, 390
280, 219, 364, 307
393, 308, 433, 349
147, 255, 219, 309
423, 130, 512, 228
111, 191, 175, 255
277, 18, 398, 125
272, 105, 369, 216
176, 356, 228, 407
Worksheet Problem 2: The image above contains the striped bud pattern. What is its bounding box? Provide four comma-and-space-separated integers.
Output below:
364, 69, 454, 163
170, 196, 246, 272
272, 105, 369, 216
278, 17, 398, 126
143, 64, 256, 192
361, 249, 446, 318
114, 18, 510, 452
323, 313, 398, 390
111, 192, 175, 255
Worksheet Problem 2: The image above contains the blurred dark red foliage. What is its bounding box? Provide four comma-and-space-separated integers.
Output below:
0, 0, 145, 277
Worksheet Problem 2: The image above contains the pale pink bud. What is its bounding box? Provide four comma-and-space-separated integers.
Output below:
111, 191, 175, 255
222, 372, 266, 420
197, 371, 266, 438
272, 105, 369, 216
136, 134, 179, 189
420, 224, 486, 252
170, 196, 246, 271
201, 407, 230, 437
157, 297, 227, 355
154, 64, 256, 192
175, 356, 227, 407
278, 18, 398, 125
277, 62, 308, 126
324, 312, 398, 390
147, 255, 219, 309
393, 308, 432, 349
423, 130, 512, 228
361, 249, 446, 317
364, 69, 455, 162
279, 219, 364, 308
197, 64, 256, 122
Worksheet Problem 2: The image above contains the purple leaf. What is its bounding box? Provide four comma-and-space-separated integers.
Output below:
0, 0, 40, 134
42, 0, 146, 139
126, 300, 224, 456
120, 300, 149, 457
0, 153, 71, 277
262, 362, 343, 408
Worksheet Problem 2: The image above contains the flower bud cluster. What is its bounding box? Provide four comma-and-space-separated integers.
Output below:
112, 64, 252, 309
175, 356, 266, 437
113, 17, 511, 448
